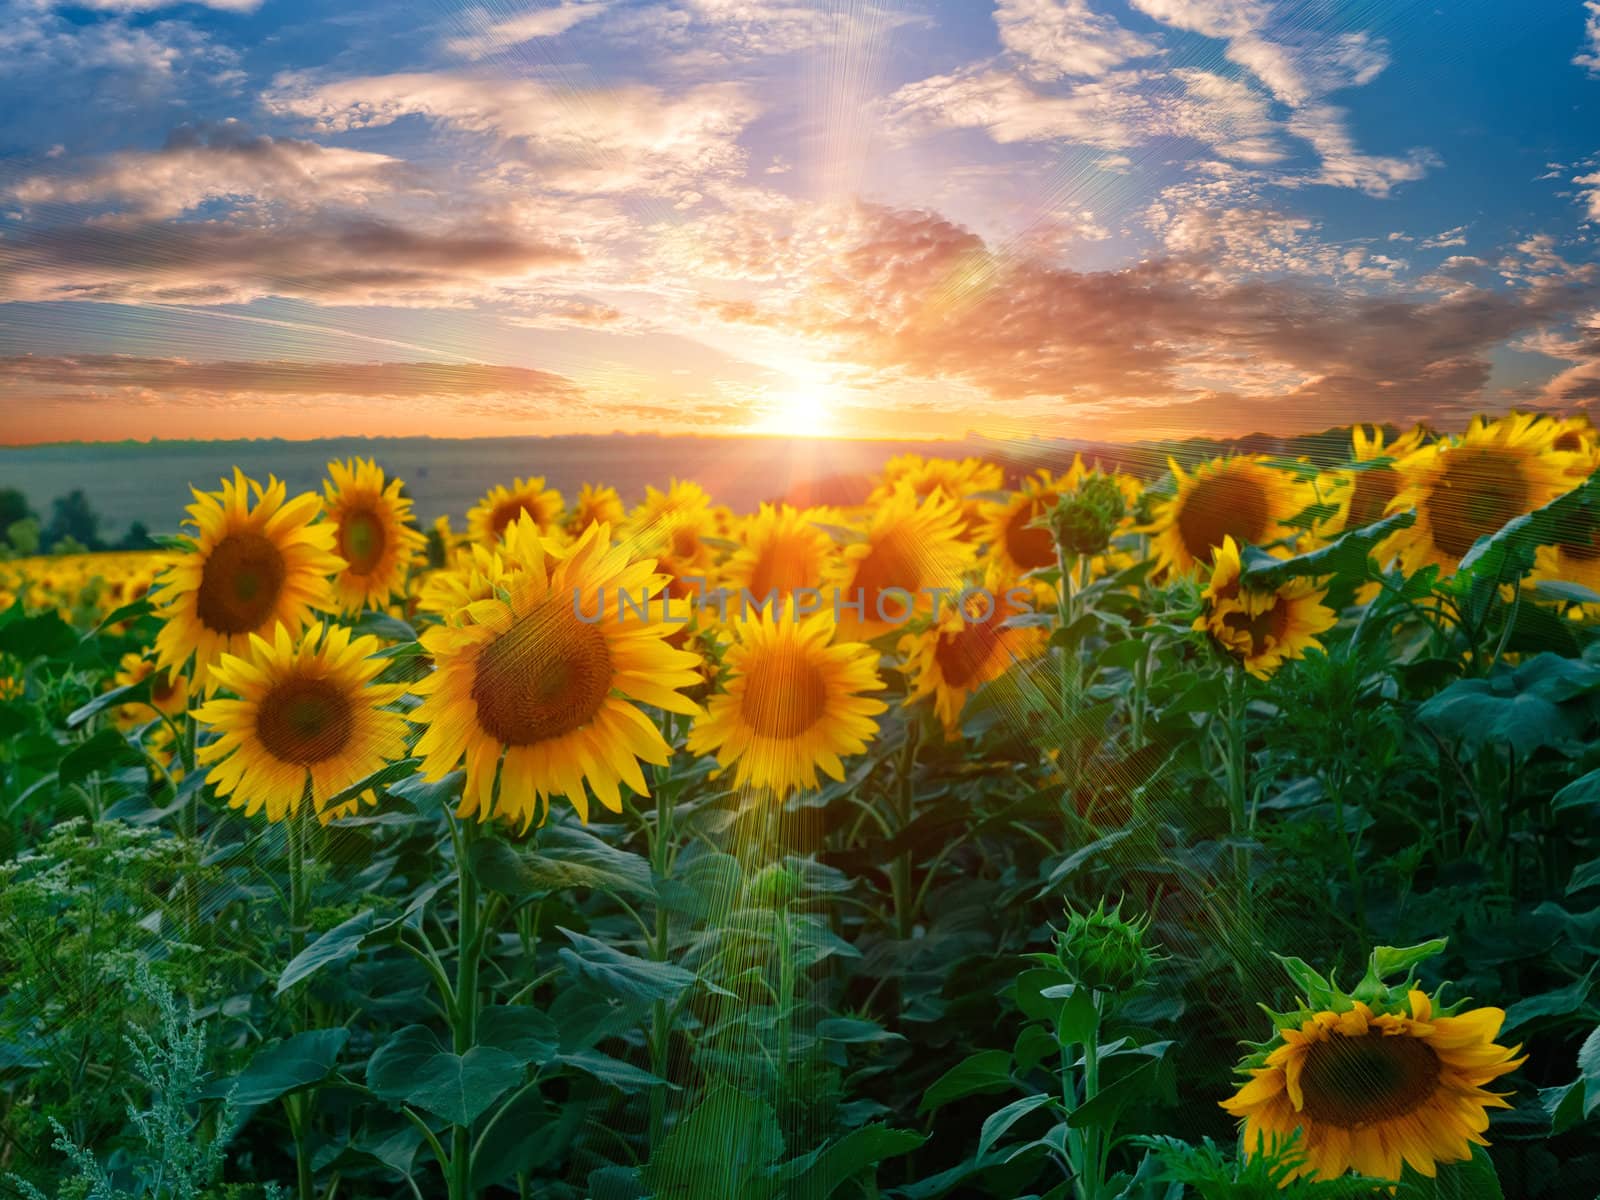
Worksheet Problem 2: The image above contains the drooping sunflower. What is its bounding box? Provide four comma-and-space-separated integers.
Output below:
1195, 536, 1337, 679
1222, 988, 1523, 1182
620, 480, 717, 599
1324, 424, 1429, 537
412, 518, 702, 829
900, 568, 1045, 737
193, 622, 410, 823
1147, 455, 1310, 578
686, 611, 887, 798
872, 454, 1004, 536
322, 458, 427, 614
565, 483, 627, 537
111, 651, 190, 732
153, 469, 343, 691
468, 477, 565, 546
1386, 411, 1589, 577
827, 485, 976, 642
720, 503, 840, 607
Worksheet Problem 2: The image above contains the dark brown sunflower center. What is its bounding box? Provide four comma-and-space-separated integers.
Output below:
256, 675, 355, 765
1555, 431, 1586, 453
1175, 469, 1271, 567
338, 506, 388, 575
149, 670, 179, 705
740, 646, 828, 738
1221, 597, 1290, 650
934, 616, 1004, 689
491, 498, 544, 539
748, 535, 818, 597
1345, 467, 1399, 531
1005, 493, 1059, 571
850, 529, 923, 617
1427, 448, 1530, 559
1298, 1031, 1442, 1129
471, 604, 613, 745
196, 531, 287, 635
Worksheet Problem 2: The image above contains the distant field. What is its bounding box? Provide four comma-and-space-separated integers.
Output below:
0, 434, 986, 539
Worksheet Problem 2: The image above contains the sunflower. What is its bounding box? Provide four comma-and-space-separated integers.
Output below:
1221, 989, 1523, 1182
193, 622, 409, 823
1386, 412, 1588, 577
900, 568, 1045, 737
468, 477, 565, 546
620, 480, 716, 599
1549, 412, 1598, 456
873, 454, 1003, 536
111, 651, 190, 732
1324, 424, 1429, 537
153, 470, 342, 691
720, 503, 839, 606
1195, 537, 1337, 679
566, 483, 627, 537
686, 611, 886, 798
1148, 456, 1311, 578
412, 518, 702, 829
980, 468, 1075, 579
322, 458, 426, 614
827, 485, 976, 642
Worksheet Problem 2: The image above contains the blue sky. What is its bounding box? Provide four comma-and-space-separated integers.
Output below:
1, 0, 1598, 442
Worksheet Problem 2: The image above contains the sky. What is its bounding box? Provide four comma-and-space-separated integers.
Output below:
1, 0, 1599, 445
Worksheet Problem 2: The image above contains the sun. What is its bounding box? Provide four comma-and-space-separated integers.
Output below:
751, 381, 840, 438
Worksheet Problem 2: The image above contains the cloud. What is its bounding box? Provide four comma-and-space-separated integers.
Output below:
886, 66, 1283, 163
65, 0, 259, 10
9, 120, 414, 219
696, 200, 1595, 433
445, 1, 611, 58
996, 0, 1160, 79
0, 214, 580, 306
1575, 171, 1600, 222
1578, 0, 1600, 74
1286, 104, 1437, 196
264, 71, 758, 195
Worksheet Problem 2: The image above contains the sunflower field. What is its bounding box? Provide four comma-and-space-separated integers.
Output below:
4, 413, 1600, 1199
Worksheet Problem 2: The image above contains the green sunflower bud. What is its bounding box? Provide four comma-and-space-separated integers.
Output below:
747, 863, 803, 907
1046, 473, 1128, 557
1051, 898, 1160, 994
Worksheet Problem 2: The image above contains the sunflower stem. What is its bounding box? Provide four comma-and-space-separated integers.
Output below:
891, 722, 919, 943
648, 732, 678, 1153
451, 814, 483, 1200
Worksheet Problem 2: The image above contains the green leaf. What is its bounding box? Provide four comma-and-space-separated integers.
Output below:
641, 1082, 783, 1198
1238, 508, 1416, 591
320, 758, 423, 815
553, 1049, 665, 1093
477, 1005, 559, 1067
276, 910, 377, 995
86, 597, 155, 635
1402, 1145, 1503, 1199
0, 610, 78, 661
1541, 1080, 1588, 1134
816, 1017, 904, 1045
350, 612, 419, 642
774, 1125, 927, 1198
59, 728, 141, 785
1503, 970, 1596, 1033
208, 1028, 349, 1107
1567, 859, 1600, 895
1555, 769, 1600, 813
558, 928, 697, 1004
1367, 940, 1448, 984
977, 1093, 1056, 1160
367, 1026, 523, 1126
66, 679, 150, 728
471, 827, 656, 900
1578, 1025, 1600, 1117
919, 1050, 1014, 1114
1417, 669, 1587, 758
1458, 474, 1600, 581
1066, 1055, 1174, 1132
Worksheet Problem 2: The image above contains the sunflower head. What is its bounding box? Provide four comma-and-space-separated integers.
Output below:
1046, 469, 1129, 558
322, 458, 427, 615
111, 651, 190, 731
566, 482, 627, 537
621, 480, 716, 597
685, 610, 887, 799
1147, 456, 1311, 578
1194, 537, 1337, 679
721, 503, 840, 603
871, 454, 1004, 536
1222, 939, 1525, 1184
152, 469, 343, 690
193, 621, 410, 823
468, 477, 565, 546
1387, 411, 1589, 577
828, 484, 976, 642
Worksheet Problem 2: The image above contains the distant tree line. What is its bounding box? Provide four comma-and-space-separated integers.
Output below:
0, 487, 155, 557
